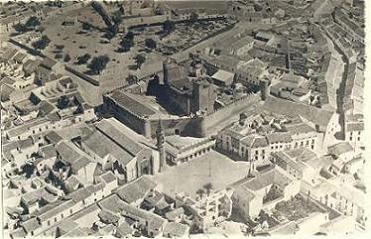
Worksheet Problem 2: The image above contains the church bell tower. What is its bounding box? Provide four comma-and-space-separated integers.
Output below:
156, 119, 166, 172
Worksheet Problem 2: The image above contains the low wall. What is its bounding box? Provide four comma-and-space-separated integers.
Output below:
65, 66, 100, 86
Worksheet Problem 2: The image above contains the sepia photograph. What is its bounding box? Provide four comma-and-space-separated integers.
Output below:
0, 0, 368, 238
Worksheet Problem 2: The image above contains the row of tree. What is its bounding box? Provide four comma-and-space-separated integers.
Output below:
14, 16, 41, 33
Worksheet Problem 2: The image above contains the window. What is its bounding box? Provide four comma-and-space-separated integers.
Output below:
358, 137, 360, 141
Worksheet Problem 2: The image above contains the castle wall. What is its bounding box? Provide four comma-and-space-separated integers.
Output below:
200, 93, 262, 136
103, 95, 151, 138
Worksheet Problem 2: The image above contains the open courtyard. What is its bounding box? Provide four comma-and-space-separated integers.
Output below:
153, 150, 250, 198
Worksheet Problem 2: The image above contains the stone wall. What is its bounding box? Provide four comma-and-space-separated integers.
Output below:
199, 92, 261, 137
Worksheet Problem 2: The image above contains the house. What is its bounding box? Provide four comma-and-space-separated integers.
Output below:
34, 144, 58, 174
261, 97, 339, 147
271, 147, 323, 182
2, 137, 39, 167
98, 194, 167, 238
344, 114, 364, 150
231, 167, 300, 220
344, 156, 365, 175
141, 190, 173, 216
163, 222, 189, 238
227, 35, 255, 56
81, 119, 155, 184
53, 141, 97, 183
211, 69, 235, 87
115, 222, 134, 238
115, 176, 157, 206
327, 142, 355, 175
176, 188, 234, 230
165, 207, 185, 223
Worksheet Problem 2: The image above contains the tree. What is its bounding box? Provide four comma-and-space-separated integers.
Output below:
57, 95, 70, 109
25, 16, 40, 29
14, 23, 27, 33
196, 188, 205, 199
32, 35, 50, 50
190, 12, 199, 22
82, 22, 91, 31
88, 55, 110, 75
119, 32, 134, 52
13, 16, 40, 33
63, 53, 71, 62
145, 38, 157, 49
134, 54, 146, 69
163, 20, 174, 33
127, 74, 139, 85
76, 53, 91, 64
203, 183, 213, 196
111, 10, 123, 26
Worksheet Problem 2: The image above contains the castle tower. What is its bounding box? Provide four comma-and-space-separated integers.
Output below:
156, 119, 166, 172
163, 58, 181, 86
192, 78, 216, 114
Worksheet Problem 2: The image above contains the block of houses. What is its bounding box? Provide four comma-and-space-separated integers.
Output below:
98, 194, 167, 238
271, 147, 326, 182
231, 167, 300, 220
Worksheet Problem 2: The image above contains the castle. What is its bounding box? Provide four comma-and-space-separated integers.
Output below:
103, 56, 266, 139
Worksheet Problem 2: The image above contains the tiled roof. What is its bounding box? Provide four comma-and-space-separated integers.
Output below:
115, 176, 157, 204
56, 141, 81, 165
95, 119, 143, 156
108, 90, 156, 118
328, 142, 353, 156
266, 132, 292, 144
38, 200, 75, 222
82, 130, 134, 166
71, 156, 93, 172
116, 222, 134, 237
100, 171, 117, 184
163, 222, 189, 237
242, 168, 292, 191
98, 194, 128, 214
262, 97, 334, 128
44, 131, 63, 144
346, 122, 364, 132
286, 123, 315, 135
252, 136, 269, 148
